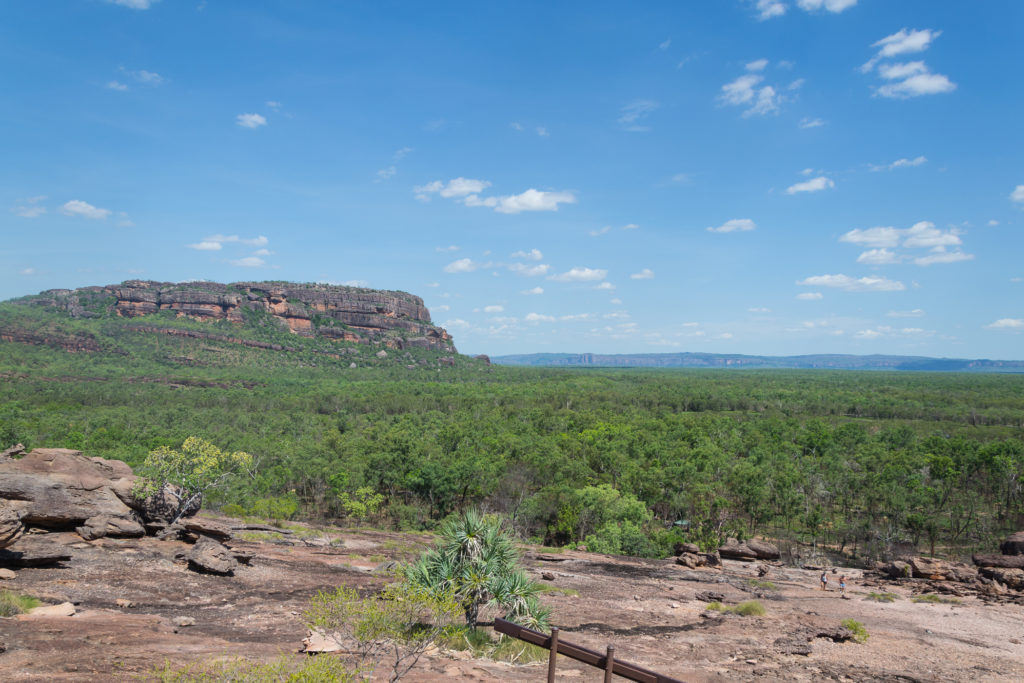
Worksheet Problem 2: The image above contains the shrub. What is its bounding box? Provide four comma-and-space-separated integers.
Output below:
841, 618, 869, 643
911, 594, 960, 605
705, 600, 765, 616
0, 590, 40, 617
746, 579, 776, 590
147, 654, 356, 682
865, 592, 898, 603
404, 510, 550, 631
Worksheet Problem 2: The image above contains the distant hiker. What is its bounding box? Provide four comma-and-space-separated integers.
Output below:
820, 571, 828, 591
839, 575, 847, 595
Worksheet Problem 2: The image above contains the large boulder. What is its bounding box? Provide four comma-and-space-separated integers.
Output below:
909, 557, 950, 581
718, 538, 779, 562
980, 567, 1024, 591
0, 448, 144, 538
974, 553, 1024, 569
0, 506, 24, 549
187, 537, 237, 575
1000, 531, 1024, 556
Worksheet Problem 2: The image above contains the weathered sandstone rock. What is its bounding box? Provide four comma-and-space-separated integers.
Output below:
187, 537, 237, 575
974, 553, 1024, 569
718, 538, 778, 561
0, 506, 24, 549
1000, 531, 1024, 556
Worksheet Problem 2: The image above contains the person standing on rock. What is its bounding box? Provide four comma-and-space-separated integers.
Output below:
820, 570, 828, 591
839, 575, 846, 595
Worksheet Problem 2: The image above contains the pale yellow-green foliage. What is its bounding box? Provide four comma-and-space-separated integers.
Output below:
303, 580, 461, 682
146, 654, 356, 682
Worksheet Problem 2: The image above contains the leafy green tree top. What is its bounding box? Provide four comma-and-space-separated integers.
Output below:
404, 510, 550, 631
134, 437, 254, 523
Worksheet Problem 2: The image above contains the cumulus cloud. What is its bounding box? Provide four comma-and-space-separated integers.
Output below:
622, 223, 640, 230
12, 196, 47, 218
902, 221, 961, 248
1011, 185, 1024, 203
746, 58, 769, 72
840, 226, 901, 248
444, 258, 484, 274
595, 282, 616, 290
797, 274, 905, 291
719, 74, 781, 116
187, 241, 222, 251
888, 309, 925, 318
987, 318, 1024, 330
236, 113, 267, 129
525, 312, 555, 323
913, 249, 974, 266
105, 81, 129, 91
204, 234, 268, 247
796, 292, 824, 300
857, 248, 902, 265
508, 263, 550, 277
465, 189, 577, 214
755, 0, 786, 20
511, 248, 543, 261
707, 218, 756, 233
61, 200, 111, 220
435, 245, 459, 252
871, 155, 927, 171
521, 286, 544, 295
786, 176, 835, 194
230, 256, 265, 267
376, 166, 396, 181
483, 305, 504, 313
797, 0, 857, 12
548, 267, 608, 282
589, 226, 611, 237
799, 117, 826, 129
107, 0, 158, 9
630, 268, 655, 280
861, 29, 955, 98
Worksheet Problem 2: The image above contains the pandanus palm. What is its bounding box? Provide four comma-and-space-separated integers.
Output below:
405, 510, 550, 631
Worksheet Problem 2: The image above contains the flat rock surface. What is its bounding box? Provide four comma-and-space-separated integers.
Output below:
1, 521, 1022, 681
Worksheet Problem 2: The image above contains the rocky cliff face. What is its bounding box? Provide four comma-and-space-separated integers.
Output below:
28, 281, 455, 352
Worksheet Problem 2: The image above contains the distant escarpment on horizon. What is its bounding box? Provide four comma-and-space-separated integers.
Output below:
493, 351, 1024, 373
4, 280, 455, 353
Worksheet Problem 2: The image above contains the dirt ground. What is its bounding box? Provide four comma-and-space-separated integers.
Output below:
1, 520, 1022, 682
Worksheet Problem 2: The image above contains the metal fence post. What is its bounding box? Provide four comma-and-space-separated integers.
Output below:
604, 644, 616, 682
547, 627, 559, 683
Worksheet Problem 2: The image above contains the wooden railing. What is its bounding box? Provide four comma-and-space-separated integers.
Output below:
494, 618, 684, 683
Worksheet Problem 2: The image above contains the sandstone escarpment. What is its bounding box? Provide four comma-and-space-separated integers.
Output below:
21, 280, 455, 352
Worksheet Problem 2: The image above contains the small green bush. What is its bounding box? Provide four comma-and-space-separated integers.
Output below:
0, 590, 40, 617
746, 579, 776, 590
705, 600, 765, 616
841, 618, 869, 643
220, 503, 246, 518
911, 593, 960, 605
705, 601, 724, 612
865, 592, 898, 603
147, 654, 356, 682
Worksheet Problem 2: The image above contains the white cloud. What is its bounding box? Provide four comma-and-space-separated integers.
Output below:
510, 122, 523, 131
266, 101, 282, 111
796, 292, 824, 300
1011, 185, 1024, 203
797, 273, 905, 291
878, 61, 928, 80
618, 100, 658, 130
442, 178, 492, 198
230, 256, 265, 267
720, 73, 782, 116
901, 221, 961, 248
444, 258, 483, 274
444, 319, 471, 329
748, 307, 771, 313
707, 218, 756, 233
253, 248, 271, 256
988, 220, 1000, 226
857, 248, 902, 265
393, 147, 413, 160
604, 312, 630, 320
131, 69, 163, 85
622, 223, 640, 230
799, 117, 826, 129
465, 189, 576, 214
548, 267, 608, 282
913, 249, 974, 266
338, 279, 369, 287
595, 282, 616, 290
755, 0, 786, 20
797, 0, 857, 12
787, 78, 806, 91
560, 313, 595, 321
871, 28, 942, 60
108, 0, 157, 8
187, 241, 223, 251
435, 245, 459, 252
105, 80, 129, 91
855, 329, 883, 340
433, 304, 450, 312
840, 226, 901, 248
872, 155, 927, 171
508, 263, 550, 277
521, 286, 544, 295
987, 318, 1024, 330
236, 113, 267, 129
630, 268, 655, 280
589, 226, 611, 237
536, 127, 549, 137
888, 309, 925, 318
13, 196, 47, 218
19, 267, 36, 275
483, 305, 504, 313
861, 29, 954, 98
204, 234, 268, 246
525, 312, 555, 323
659, 39, 672, 50
610, 298, 623, 305
786, 176, 835, 194
746, 58, 769, 72
876, 72, 956, 99
376, 166, 396, 181
61, 200, 111, 220
511, 248, 543, 261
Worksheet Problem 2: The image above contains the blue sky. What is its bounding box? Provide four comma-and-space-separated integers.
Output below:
2, 0, 1022, 358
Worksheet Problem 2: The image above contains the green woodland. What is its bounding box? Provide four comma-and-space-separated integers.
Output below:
2, 300, 1024, 562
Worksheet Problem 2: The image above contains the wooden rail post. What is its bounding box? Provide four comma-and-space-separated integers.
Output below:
547, 627, 559, 683
604, 644, 616, 682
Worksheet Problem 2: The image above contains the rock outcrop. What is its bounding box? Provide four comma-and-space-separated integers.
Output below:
0, 448, 145, 537
24, 281, 455, 352
187, 537, 238, 575
1000, 531, 1024, 556
718, 538, 779, 562
0, 506, 24, 549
